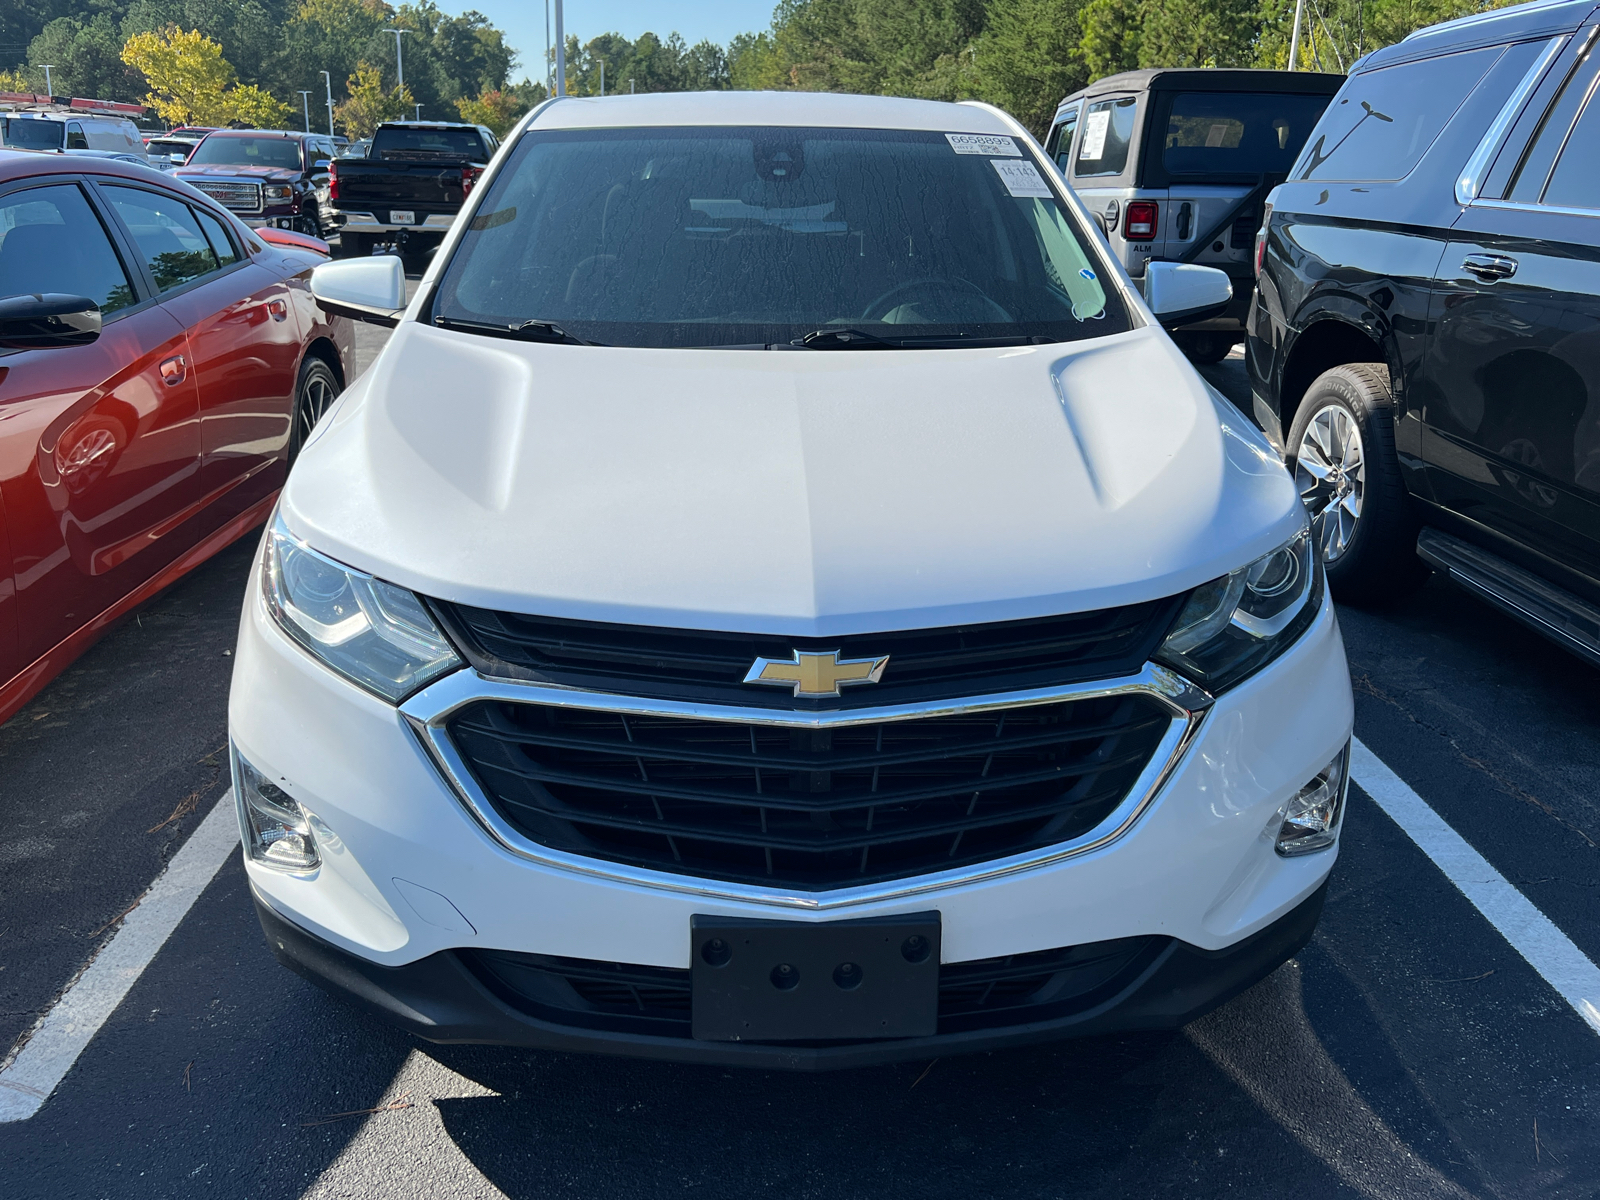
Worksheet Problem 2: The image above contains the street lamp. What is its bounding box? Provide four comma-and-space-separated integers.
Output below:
554, 0, 565, 97
383, 27, 411, 92
1288, 0, 1305, 70
299, 90, 312, 132
414, 104, 423, 120
39, 65, 54, 96
321, 70, 334, 136
598, 58, 604, 98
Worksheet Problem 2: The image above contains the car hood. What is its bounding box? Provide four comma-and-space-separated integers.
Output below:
177, 164, 298, 181
282, 324, 1302, 635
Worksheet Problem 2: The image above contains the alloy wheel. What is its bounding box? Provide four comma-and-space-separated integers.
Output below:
296, 368, 337, 448
1295, 404, 1365, 563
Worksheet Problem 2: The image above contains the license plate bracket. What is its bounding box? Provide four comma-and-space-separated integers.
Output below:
690, 911, 940, 1042
390, 209, 416, 225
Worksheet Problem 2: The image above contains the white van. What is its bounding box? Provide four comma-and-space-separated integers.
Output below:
0, 112, 151, 161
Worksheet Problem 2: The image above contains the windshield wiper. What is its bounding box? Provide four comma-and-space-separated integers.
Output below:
434, 316, 599, 346
795, 327, 895, 349
794, 328, 1047, 350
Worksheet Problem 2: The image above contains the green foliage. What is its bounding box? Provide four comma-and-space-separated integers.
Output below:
558, 30, 731, 96
973, 0, 1089, 135
26, 13, 143, 100
1079, 0, 1144, 79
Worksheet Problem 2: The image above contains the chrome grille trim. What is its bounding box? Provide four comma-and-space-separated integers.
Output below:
190, 180, 263, 213
399, 663, 1212, 911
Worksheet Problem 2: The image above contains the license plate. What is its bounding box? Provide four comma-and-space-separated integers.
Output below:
390, 210, 415, 224
690, 911, 940, 1041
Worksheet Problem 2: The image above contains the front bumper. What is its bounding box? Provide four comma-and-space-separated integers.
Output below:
230, 547, 1351, 1061
253, 878, 1326, 1069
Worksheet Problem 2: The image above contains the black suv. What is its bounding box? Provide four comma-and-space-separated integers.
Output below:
1249, 0, 1600, 666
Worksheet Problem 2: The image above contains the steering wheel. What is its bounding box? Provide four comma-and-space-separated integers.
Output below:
861, 276, 1012, 324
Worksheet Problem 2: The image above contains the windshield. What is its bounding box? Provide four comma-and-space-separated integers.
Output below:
186, 135, 302, 169
2, 118, 64, 151
374, 127, 483, 159
433, 126, 1126, 349
1164, 92, 1332, 176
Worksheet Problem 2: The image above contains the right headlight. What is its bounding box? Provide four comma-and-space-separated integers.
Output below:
263, 513, 463, 702
1154, 528, 1321, 692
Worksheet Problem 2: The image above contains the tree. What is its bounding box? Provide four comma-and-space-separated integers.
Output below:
121, 25, 292, 126
973, 0, 1089, 137
1079, 0, 1145, 79
334, 60, 412, 137
0, 66, 31, 92
1138, 0, 1258, 67
455, 86, 531, 135
28, 15, 145, 102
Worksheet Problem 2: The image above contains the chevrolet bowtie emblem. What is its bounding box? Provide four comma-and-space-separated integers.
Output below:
743, 649, 890, 698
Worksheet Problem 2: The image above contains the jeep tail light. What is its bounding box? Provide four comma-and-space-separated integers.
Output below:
462, 165, 483, 196
329, 159, 339, 203
1123, 201, 1158, 240
1254, 201, 1274, 280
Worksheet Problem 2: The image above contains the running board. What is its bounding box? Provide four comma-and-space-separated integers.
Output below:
1416, 528, 1600, 668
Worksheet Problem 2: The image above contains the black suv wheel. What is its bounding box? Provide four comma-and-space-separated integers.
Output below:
1286, 363, 1427, 604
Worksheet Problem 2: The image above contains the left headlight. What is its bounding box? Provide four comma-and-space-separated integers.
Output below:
263, 514, 463, 702
1154, 528, 1321, 692
263, 184, 293, 200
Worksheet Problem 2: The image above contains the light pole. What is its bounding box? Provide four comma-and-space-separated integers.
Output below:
1288, 0, 1305, 70
383, 27, 411, 92
545, 0, 551, 94
598, 58, 604, 97
39, 65, 54, 96
299, 90, 312, 132
321, 70, 334, 136
414, 104, 423, 120
554, 0, 565, 97
629, 78, 634, 95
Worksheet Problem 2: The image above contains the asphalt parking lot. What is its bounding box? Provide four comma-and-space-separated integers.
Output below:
2, 325, 1598, 1199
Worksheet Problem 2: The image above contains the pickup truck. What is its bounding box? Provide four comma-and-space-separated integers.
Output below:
328, 121, 499, 259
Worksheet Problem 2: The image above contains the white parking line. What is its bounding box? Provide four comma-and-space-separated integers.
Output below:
1351, 736, 1600, 1037
0, 792, 239, 1123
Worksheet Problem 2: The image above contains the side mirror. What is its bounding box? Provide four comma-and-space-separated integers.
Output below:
313, 158, 331, 169
310, 256, 406, 327
1144, 262, 1233, 328
170, 152, 187, 163
0, 293, 102, 349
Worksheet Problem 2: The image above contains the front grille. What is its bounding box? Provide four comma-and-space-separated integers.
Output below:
445, 692, 1172, 889
428, 599, 1183, 710
190, 180, 263, 213
464, 935, 1164, 1040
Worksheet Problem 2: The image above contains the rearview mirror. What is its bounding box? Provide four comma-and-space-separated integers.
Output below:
0, 293, 102, 349
1143, 262, 1233, 328
310, 256, 406, 327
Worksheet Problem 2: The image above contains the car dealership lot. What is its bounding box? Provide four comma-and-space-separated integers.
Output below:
0, 343, 1597, 1198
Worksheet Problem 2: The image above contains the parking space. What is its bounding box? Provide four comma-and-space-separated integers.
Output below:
1, 339, 1597, 1198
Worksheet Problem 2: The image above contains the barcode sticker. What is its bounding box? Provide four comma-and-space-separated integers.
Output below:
991, 158, 1053, 198
946, 133, 1021, 156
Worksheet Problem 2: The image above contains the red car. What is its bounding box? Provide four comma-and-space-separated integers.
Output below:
0, 150, 354, 725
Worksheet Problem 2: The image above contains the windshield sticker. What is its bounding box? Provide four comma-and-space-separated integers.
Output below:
1080, 110, 1110, 160
991, 158, 1053, 198
946, 133, 1020, 156
1079, 267, 1097, 281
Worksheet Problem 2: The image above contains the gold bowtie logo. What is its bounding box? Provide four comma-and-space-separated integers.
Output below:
743, 649, 890, 697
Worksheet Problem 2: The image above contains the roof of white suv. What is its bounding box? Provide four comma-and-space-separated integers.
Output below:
526, 90, 1021, 134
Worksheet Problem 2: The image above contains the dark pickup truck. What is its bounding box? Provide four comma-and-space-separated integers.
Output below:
329, 121, 499, 258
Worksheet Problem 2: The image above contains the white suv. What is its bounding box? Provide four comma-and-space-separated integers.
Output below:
230, 91, 1352, 1069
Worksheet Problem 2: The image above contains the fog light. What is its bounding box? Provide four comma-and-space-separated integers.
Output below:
232, 748, 319, 872
1276, 743, 1349, 857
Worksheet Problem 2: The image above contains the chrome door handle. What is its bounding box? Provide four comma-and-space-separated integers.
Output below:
158, 354, 187, 386
1462, 252, 1518, 281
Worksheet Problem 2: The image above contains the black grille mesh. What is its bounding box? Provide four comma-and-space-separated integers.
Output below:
465, 936, 1165, 1040
429, 599, 1182, 709
446, 693, 1171, 890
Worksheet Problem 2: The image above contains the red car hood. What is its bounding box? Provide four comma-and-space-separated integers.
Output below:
176, 164, 299, 181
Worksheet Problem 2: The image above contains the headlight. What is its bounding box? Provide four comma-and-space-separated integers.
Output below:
263, 184, 293, 200
263, 514, 462, 702
1154, 529, 1320, 692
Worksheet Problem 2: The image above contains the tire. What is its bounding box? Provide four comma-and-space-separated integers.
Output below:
1285, 363, 1428, 605
1174, 332, 1233, 365
287, 357, 341, 469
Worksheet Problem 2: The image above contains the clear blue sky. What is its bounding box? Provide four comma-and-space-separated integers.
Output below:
469, 1, 776, 80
